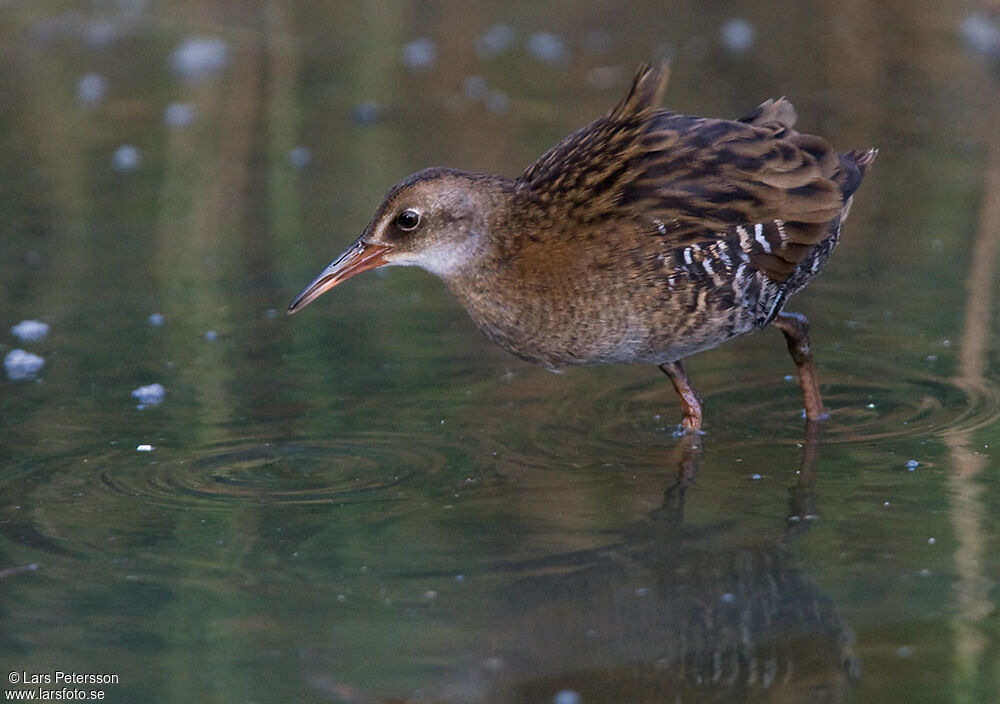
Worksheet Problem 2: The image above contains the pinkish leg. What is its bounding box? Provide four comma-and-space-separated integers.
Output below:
659, 360, 703, 432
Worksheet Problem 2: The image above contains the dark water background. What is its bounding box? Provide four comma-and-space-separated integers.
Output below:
2, 1, 1000, 702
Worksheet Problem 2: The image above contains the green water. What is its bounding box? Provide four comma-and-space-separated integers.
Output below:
3, 1, 1000, 702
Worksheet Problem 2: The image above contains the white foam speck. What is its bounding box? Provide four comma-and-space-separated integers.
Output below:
476, 23, 514, 59
4, 349, 45, 381
961, 13, 1000, 57
132, 383, 165, 408
553, 690, 581, 704
11, 320, 49, 343
164, 102, 197, 128
136, 444, 155, 452
287, 146, 312, 169
721, 18, 756, 54
77, 72, 107, 107
485, 89, 510, 115
526, 32, 568, 64
463, 75, 488, 99
170, 37, 230, 81
113, 145, 141, 173
401, 38, 437, 70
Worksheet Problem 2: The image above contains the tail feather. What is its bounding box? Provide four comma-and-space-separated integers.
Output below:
846, 147, 878, 174
836, 148, 878, 200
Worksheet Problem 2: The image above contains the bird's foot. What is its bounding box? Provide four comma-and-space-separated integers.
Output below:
671, 423, 706, 438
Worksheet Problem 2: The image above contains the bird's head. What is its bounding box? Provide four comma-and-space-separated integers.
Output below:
288, 167, 509, 314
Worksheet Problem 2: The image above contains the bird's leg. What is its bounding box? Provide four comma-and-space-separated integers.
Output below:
772, 312, 829, 421
659, 360, 703, 432
783, 419, 825, 542
661, 432, 702, 516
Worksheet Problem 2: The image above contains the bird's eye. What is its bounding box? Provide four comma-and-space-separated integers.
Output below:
395, 209, 420, 231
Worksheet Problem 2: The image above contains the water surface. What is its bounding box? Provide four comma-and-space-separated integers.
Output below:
2, 1, 1000, 702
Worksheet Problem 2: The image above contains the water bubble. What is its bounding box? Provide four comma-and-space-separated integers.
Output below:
4, 349, 45, 382
11, 320, 49, 343
77, 72, 106, 107
132, 383, 165, 408
476, 23, 515, 59
401, 38, 437, 70
148, 313, 165, 327
163, 102, 197, 128
927, 537, 936, 545
527, 32, 569, 65
204, 330, 218, 342
720, 592, 736, 604
896, 645, 914, 658
287, 146, 312, 169
905, 459, 919, 471
721, 18, 756, 54
112, 145, 141, 173
136, 444, 155, 452
170, 37, 230, 81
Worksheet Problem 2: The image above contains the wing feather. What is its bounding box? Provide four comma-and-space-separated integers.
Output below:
516, 64, 869, 283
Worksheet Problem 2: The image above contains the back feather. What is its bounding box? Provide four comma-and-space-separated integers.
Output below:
609, 61, 671, 119
516, 64, 875, 285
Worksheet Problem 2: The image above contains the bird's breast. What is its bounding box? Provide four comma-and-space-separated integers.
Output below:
443, 247, 758, 367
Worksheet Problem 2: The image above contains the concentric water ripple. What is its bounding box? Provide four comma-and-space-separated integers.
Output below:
710, 370, 1000, 445
470, 371, 698, 471
0, 431, 465, 570
97, 433, 448, 508
469, 364, 1000, 463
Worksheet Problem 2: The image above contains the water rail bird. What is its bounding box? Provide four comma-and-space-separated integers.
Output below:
289, 62, 876, 432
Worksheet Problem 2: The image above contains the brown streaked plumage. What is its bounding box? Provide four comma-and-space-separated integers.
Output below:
289, 62, 876, 432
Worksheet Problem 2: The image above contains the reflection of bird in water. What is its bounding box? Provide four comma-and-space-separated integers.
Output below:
307, 424, 856, 704
289, 62, 875, 432
466, 423, 850, 704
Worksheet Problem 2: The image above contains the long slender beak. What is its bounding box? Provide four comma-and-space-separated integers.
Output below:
288, 240, 391, 314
